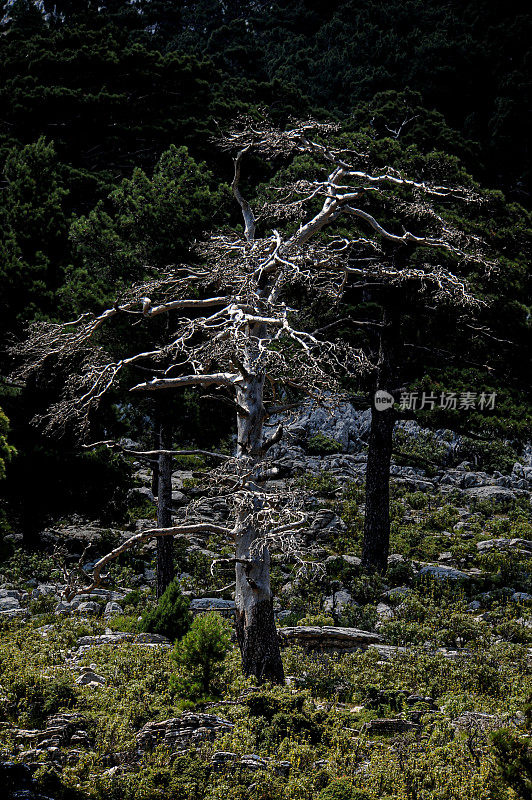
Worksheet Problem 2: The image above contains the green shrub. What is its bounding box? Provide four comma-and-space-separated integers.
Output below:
139, 579, 191, 642
318, 778, 372, 799
258, 707, 321, 747
299, 612, 335, 626
6, 673, 77, 726
455, 437, 519, 474
171, 611, 231, 700
127, 497, 157, 522
3, 549, 57, 583
393, 428, 447, 474
307, 433, 342, 455
122, 589, 142, 609
491, 727, 532, 800
298, 471, 339, 496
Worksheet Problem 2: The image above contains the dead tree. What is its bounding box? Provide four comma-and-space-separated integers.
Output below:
16, 118, 493, 680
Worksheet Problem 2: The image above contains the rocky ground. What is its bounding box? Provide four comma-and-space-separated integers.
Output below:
0, 403, 531, 799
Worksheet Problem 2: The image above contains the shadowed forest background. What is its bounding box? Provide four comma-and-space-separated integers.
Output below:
0, 2, 531, 800
0, 0, 530, 535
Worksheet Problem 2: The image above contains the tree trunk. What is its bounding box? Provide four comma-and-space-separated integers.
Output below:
362, 299, 400, 573
156, 413, 174, 598
233, 341, 284, 684
361, 403, 395, 572
235, 517, 283, 683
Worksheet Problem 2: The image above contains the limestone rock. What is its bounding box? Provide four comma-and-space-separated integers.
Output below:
376, 603, 394, 620
278, 625, 380, 652
76, 601, 100, 615
14, 713, 91, 757
104, 601, 123, 618
477, 538, 532, 553
308, 509, 347, 541
384, 586, 413, 600
190, 598, 235, 616
364, 718, 419, 733
512, 592, 532, 602
418, 564, 471, 581
76, 668, 106, 687
0, 594, 20, 608
452, 712, 508, 731
136, 713, 233, 753
127, 486, 155, 504
323, 590, 356, 615
464, 486, 516, 502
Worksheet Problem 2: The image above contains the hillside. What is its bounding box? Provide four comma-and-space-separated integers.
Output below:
0, 2, 531, 799
1, 405, 531, 799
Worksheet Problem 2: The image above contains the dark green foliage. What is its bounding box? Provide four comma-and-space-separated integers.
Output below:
307, 433, 342, 456
171, 611, 231, 700
4, 673, 77, 726
393, 428, 448, 474
139, 579, 191, 642
491, 726, 532, 800
0, 138, 71, 339
246, 688, 305, 721
67, 145, 227, 310
261, 710, 321, 746
2, 435, 133, 540
318, 779, 371, 800
0, 407, 16, 480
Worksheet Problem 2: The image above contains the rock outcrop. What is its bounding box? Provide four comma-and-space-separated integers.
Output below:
278, 626, 380, 652
136, 713, 234, 753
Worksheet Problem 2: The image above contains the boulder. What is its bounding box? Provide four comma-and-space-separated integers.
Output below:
127, 486, 155, 504
323, 590, 356, 615
308, 509, 347, 541
76, 601, 100, 615
464, 486, 516, 502
452, 712, 508, 731
136, 713, 233, 753
384, 586, 413, 600
54, 601, 73, 615
171, 490, 188, 507
33, 584, 59, 599
0, 588, 22, 600
77, 632, 135, 648
269, 399, 371, 453
477, 538, 532, 553
190, 598, 235, 616
418, 564, 471, 581
135, 633, 172, 644
278, 625, 380, 652
376, 603, 394, 620
104, 601, 123, 618
13, 713, 91, 756
0, 596, 20, 611
76, 668, 106, 687
75, 632, 171, 652
364, 718, 419, 733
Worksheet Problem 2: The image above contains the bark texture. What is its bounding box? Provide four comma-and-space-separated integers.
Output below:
361, 404, 395, 572
156, 414, 174, 598
362, 297, 400, 573
233, 328, 284, 683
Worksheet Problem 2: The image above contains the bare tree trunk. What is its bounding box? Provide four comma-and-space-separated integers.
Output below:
235, 507, 284, 683
156, 412, 174, 598
233, 328, 284, 684
362, 300, 400, 573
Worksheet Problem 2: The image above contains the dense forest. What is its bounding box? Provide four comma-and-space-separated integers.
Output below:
0, 1, 531, 799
